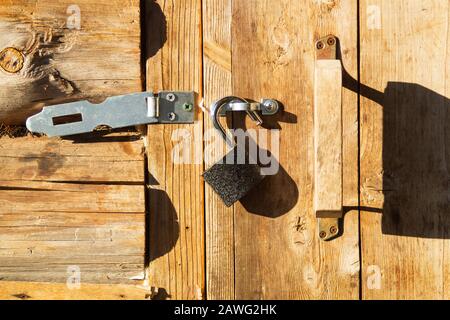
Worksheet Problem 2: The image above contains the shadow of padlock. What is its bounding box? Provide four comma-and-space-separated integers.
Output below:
203, 96, 280, 207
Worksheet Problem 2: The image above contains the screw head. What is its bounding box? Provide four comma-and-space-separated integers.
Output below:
168, 112, 176, 121
166, 93, 176, 102
262, 100, 279, 115
265, 101, 276, 112
327, 37, 336, 46
319, 231, 327, 239
183, 103, 193, 112
316, 41, 324, 50
330, 226, 338, 235
0, 47, 24, 73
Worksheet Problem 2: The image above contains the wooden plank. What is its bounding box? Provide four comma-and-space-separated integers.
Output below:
0, 281, 151, 300
314, 60, 343, 218
231, 0, 360, 299
0, 135, 144, 182
145, 0, 204, 300
0, 180, 144, 213
0, 136, 146, 285
0, 0, 146, 294
0, 0, 141, 124
360, 0, 449, 299
203, 0, 234, 300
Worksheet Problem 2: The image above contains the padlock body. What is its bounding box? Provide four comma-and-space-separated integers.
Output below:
203, 146, 265, 207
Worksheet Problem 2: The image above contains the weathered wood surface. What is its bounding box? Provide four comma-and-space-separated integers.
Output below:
0, 134, 146, 285
0, 0, 141, 124
2, 0, 449, 301
145, 0, 204, 300
203, 0, 234, 300
0, 136, 144, 182
0, 0, 146, 294
360, 0, 450, 299
223, 0, 359, 299
314, 60, 343, 218
0, 281, 151, 300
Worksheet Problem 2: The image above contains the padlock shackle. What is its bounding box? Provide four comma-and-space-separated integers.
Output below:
209, 96, 280, 147
209, 96, 249, 147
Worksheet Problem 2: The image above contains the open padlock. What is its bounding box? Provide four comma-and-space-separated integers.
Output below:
203, 96, 280, 207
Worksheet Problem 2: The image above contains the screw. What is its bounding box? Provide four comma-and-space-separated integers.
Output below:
316, 41, 324, 50
327, 37, 336, 46
167, 93, 176, 102
319, 231, 327, 239
264, 101, 276, 112
330, 226, 338, 235
183, 103, 193, 112
168, 112, 176, 121
0, 47, 24, 73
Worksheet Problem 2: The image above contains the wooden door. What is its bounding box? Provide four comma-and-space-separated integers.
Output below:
147, 0, 360, 300
170, 0, 447, 300
225, 0, 359, 300
1, 0, 449, 300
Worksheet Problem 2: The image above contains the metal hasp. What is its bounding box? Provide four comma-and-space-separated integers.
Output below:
314, 35, 343, 241
26, 91, 196, 137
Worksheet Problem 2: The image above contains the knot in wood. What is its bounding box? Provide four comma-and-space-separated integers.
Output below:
0, 47, 24, 74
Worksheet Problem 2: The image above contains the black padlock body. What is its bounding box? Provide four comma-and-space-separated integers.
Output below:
203, 145, 266, 207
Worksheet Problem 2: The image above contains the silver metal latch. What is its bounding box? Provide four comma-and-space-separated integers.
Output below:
212, 96, 280, 146
26, 91, 195, 137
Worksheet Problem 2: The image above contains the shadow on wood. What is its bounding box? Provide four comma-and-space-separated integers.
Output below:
147, 188, 180, 263
142, 0, 177, 263
343, 67, 450, 239
144, 0, 167, 59
240, 155, 299, 218
231, 110, 299, 218
62, 128, 142, 143
150, 287, 171, 300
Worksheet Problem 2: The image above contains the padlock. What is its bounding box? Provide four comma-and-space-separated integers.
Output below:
203, 96, 280, 207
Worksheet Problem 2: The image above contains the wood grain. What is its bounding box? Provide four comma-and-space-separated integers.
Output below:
203, 0, 235, 300
145, 0, 204, 300
0, 0, 141, 124
0, 135, 144, 182
0, 281, 151, 300
0, 135, 146, 284
231, 0, 360, 299
314, 60, 343, 218
0, 0, 145, 292
360, 0, 450, 299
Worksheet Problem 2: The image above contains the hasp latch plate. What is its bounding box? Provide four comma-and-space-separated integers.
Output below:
26, 91, 196, 137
